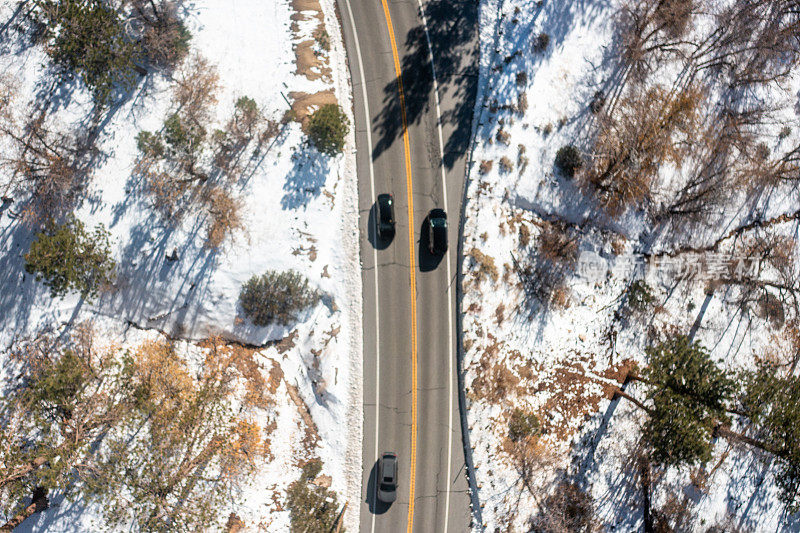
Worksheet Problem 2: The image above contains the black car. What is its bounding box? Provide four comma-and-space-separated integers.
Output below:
376, 452, 398, 503
427, 208, 448, 254
376, 194, 395, 240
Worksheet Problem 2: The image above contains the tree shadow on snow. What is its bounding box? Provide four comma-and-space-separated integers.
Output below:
281, 147, 331, 210
93, 208, 222, 338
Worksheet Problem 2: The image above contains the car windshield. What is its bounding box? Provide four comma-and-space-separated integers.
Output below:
380, 482, 395, 491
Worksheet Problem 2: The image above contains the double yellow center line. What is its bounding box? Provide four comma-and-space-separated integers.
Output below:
378, 0, 418, 530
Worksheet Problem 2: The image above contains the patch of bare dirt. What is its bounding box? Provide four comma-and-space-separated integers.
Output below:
289, 89, 337, 126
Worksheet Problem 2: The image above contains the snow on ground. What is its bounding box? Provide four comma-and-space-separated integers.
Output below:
464, 0, 800, 531
0, 0, 361, 530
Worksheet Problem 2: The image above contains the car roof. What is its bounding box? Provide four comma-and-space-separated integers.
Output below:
381, 454, 397, 479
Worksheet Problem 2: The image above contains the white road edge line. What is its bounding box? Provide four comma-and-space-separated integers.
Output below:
341, 1, 380, 532
413, 3, 455, 532
345, 0, 454, 530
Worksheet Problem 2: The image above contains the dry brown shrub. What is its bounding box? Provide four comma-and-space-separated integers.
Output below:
551, 285, 572, 309
204, 186, 246, 248
137, 0, 190, 69
173, 54, 220, 123
653, 0, 695, 39
517, 92, 528, 114
503, 436, 555, 498
496, 128, 511, 145
495, 303, 505, 325
519, 223, 531, 247
471, 359, 519, 403
499, 156, 513, 173
529, 480, 596, 532
610, 235, 627, 255
199, 337, 274, 410
538, 221, 578, 266
479, 160, 493, 174
469, 248, 499, 283
2, 116, 91, 223
588, 83, 704, 215
140, 166, 187, 218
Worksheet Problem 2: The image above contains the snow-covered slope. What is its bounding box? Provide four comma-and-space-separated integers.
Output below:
0, 0, 361, 530
464, 0, 800, 530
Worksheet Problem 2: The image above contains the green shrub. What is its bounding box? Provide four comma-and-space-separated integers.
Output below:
164, 112, 206, 156
627, 279, 655, 312
307, 104, 349, 156
239, 271, 320, 326
508, 408, 541, 441
25, 216, 115, 298
286, 459, 343, 533
36, 0, 142, 103
136, 130, 165, 158
235, 96, 259, 117
555, 144, 582, 178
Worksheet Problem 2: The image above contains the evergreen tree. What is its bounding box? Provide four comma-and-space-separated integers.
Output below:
0, 325, 133, 530
554, 144, 582, 178
24, 216, 115, 299
307, 104, 349, 156
638, 336, 735, 467
286, 459, 343, 533
239, 270, 320, 326
35, 0, 142, 103
737, 363, 800, 509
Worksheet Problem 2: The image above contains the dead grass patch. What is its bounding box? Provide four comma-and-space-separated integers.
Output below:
469, 248, 499, 283
289, 90, 337, 127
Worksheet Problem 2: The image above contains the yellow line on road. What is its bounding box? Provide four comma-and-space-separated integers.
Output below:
378, 0, 418, 531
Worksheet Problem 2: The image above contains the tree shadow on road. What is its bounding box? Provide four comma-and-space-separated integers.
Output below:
372, 0, 479, 169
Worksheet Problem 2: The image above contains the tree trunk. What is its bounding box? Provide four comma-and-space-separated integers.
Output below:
0, 487, 48, 532
613, 388, 651, 413
715, 425, 777, 456
640, 461, 653, 533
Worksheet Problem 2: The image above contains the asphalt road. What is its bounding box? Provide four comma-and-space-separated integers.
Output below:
339, 0, 479, 531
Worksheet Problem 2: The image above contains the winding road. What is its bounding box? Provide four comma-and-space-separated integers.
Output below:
339, 0, 479, 530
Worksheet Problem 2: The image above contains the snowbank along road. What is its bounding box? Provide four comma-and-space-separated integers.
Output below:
339, 0, 479, 530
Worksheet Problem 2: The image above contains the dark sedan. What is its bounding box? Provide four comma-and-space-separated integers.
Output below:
376, 193, 395, 240
427, 208, 447, 255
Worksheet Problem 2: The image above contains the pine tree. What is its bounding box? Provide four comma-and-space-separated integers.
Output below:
239, 270, 320, 326
0, 325, 133, 531
307, 104, 349, 156
734, 363, 800, 509
24, 215, 115, 299
624, 336, 736, 467
35, 0, 143, 103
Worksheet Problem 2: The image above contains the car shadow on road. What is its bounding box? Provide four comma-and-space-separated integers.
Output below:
418, 214, 444, 272
366, 460, 392, 514
368, 202, 393, 250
